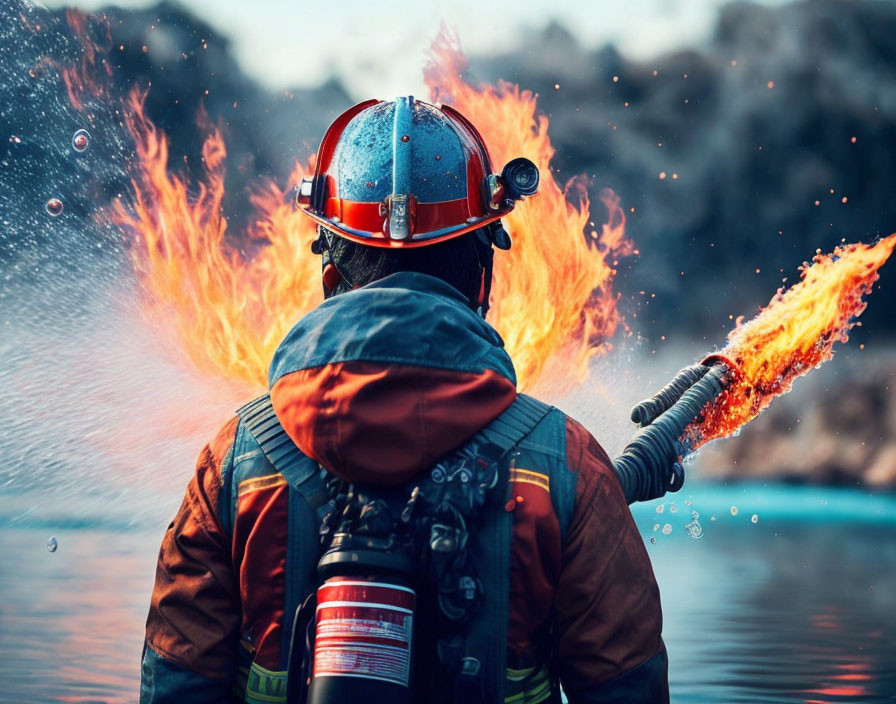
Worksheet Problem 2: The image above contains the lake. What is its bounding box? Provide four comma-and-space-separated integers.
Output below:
1, 483, 895, 703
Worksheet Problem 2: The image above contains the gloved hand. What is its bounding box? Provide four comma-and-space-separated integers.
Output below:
613, 364, 728, 504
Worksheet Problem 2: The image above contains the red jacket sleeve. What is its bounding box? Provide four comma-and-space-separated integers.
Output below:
554, 418, 666, 698
144, 416, 241, 680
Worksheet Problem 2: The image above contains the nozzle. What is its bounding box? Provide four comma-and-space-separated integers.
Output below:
614, 362, 732, 504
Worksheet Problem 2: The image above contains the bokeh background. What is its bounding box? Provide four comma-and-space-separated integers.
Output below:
1, 0, 895, 702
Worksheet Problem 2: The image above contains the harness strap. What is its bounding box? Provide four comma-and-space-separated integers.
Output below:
237, 394, 330, 674
236, 391, 554, 703
461, 393, 551, 704
476, 394, 552, 455
237, 394, 329, 516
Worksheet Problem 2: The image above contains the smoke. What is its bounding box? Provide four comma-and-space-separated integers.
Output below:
470, 0, 896, 344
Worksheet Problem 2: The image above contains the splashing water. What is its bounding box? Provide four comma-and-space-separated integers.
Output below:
0, 2, 244, 523
685, 519, 704, 539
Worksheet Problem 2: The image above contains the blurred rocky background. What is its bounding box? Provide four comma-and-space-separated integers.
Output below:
2, 0, 894, 487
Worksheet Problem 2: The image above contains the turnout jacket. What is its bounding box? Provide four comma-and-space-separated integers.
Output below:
140, 272, 668, 703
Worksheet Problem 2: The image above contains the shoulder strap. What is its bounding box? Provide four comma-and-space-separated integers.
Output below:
237, 394, 329, 516
237, 394, 331, 672
236, 392, 554, 700
475, 393, 552, 455
462, 393, 552, 704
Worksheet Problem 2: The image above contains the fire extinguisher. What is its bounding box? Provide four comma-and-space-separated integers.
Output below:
304, 534, 418, 704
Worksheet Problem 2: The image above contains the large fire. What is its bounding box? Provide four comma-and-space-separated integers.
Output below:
425, 30, 632, 390
688, 235, 896, 449
111, 33, 630, 393
112, 90, 318, 390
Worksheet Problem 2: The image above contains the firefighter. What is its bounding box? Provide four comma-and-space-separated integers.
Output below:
140, 97, 674, 704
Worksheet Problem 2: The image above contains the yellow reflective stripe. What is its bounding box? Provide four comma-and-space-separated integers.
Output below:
509, 468, 550, 492
238, 473, 287, 498
505, 664, 552, 703
506, 665, 536, 682
243, 661, 287, 704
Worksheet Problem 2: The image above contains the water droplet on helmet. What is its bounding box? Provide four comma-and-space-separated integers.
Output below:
72, 128, 90, 152
685, 520, 704, 539
649, 537, 657, 544
653, 523, 660, 532
751, 514, 759, 523
662, 523, 672, 535
45, 198, 63, 216
655, 504, 665, 514
47, 536, 58, 553
730, 506, 739, 516
669, 502, 677, 513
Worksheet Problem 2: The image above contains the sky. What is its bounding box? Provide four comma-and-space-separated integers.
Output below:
45, 0, 790, 98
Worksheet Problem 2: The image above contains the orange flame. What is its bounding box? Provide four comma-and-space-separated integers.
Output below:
425, 29, 632, 391
110, 34, 630, 393
112, 90, 319, 390
61, 10, 112, 111
690, 234, 896, 449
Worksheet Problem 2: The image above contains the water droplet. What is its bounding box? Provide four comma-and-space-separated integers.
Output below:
653, 523, 660, 532
72, 128, 90, 152
655, 504, 665, 514
669, 502, 677, 513
45, 198, 64, 216
47, 536, 58, 553
751, 514, 759, 523
662, 523, 672, 535
649, 537, 657, 544
29, 62, 48, 79
685, 499, 692, 506
710, 516, 716, 522
691, 510, 699, 519
685, 519, 704, 539
730, 506, 738, 516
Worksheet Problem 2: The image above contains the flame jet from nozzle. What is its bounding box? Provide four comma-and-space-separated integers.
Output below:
614, 234, 896, 504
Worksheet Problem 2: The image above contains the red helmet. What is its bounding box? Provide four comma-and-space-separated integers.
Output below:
296, 97, 538, 248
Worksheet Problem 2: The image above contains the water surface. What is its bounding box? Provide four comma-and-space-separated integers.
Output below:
1, 483, 894, 703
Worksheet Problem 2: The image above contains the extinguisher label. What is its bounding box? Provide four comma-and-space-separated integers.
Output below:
314, 581, 415, 686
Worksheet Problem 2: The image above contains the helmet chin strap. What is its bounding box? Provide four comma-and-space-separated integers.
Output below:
474, 234, 495, 320
315, 227, 356, 298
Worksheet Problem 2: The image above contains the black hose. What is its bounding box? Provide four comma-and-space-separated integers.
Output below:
614, 364, 729, 504
630, 364, 711, 426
